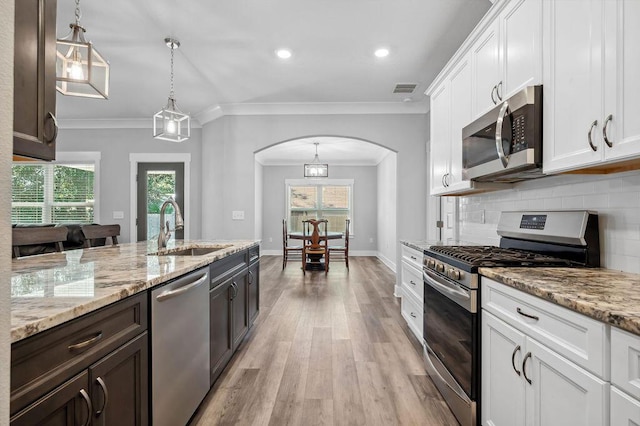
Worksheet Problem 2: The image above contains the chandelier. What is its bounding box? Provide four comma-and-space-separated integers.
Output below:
56, 0, 110, 99
304, 142, 329, 178
153, 38, 191, 142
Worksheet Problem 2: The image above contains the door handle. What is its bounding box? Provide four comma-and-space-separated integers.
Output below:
44, 111, 58, 144
511, 345, 521, 376
588, 120, 598, 152
248, 270, 253, 284
496, 81, 503, 101
491, 85, 498, 104
79, 389, 93, 426
95, 377, 109, 416
522, 352, 532, 385
495, 101, 512, 168
603, 114, 613, 148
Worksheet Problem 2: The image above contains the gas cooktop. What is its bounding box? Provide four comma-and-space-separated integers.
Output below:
427, 245, 574, 268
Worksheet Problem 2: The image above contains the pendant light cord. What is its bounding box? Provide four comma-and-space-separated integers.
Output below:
169, 43, 175, 100
74, 0, 82, 26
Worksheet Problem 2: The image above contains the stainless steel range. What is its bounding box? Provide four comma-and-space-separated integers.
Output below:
422, 210, 600, 426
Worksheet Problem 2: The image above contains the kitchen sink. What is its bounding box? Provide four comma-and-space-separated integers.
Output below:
152, 245, 232, 256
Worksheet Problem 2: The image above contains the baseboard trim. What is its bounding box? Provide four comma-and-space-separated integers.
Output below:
376, 252, 396, 273
394, 285, 402, 298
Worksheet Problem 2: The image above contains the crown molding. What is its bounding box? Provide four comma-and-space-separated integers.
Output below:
195, 101, 429, 125
57, 118, 203, 130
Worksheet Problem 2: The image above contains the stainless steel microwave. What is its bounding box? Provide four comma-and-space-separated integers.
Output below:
462, 85, 543, 183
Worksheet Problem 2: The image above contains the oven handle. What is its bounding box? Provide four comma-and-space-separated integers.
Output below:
423, 268, 475, 312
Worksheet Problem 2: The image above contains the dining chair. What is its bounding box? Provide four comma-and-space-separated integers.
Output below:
282, 219, 303, 269
302, 219, 329, 274
81, 224, 121, 248
328, 218, 350, 269
12, 226, 68, 258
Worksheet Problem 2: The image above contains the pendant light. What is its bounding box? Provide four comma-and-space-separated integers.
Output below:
56, 0, 110, 99
304, 142, 329, 178
153, 38, 191, 142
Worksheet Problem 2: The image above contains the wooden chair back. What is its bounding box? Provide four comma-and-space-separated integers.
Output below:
81, 224, 120, 248
302, 219, 328, 250
344, 219, 350, 249
12, 226, 68, 258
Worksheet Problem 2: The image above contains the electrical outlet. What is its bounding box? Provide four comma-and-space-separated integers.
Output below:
232, 211, 245, 220
112, 211, 124, 219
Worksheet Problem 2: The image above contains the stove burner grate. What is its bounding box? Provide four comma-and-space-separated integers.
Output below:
428, 245, 573, 267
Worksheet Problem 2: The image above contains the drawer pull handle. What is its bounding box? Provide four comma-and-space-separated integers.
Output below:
522, 352, 532, 385
410, 280, 416, 286
410, 312, 417, 318
511, 345, 521, 376
80, 389, 93, 426
68, 332, 103, 351
95, 377, 109, 416
516, 307, 539, 321
410, 256, 417, 260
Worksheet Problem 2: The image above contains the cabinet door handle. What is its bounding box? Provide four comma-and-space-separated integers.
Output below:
441, 174, 447, 187
410, 312, 417, 318
588, 120, 598, 152
95, 377, 109, 416
79, 389, 93, 426
409, 280, 417, 286
497, 81, 503, 101
68, 332, 103, 351
511, 345, 521, 376
231, 282, 238, 299
517, 307, 539, 321
522, 352, 532, 385
248, 270, 253, 284
603, 114, 613, 148
491, 85, 498, 104
44, 111, 58, 144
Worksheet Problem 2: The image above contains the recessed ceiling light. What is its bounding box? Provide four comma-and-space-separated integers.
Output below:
276, 49, 292, 59
374, 48, 390, 58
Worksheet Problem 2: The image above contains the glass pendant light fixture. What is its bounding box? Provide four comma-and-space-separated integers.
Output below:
56, 0, 110, 99
304, 142, 329, 178
153, 38, 191, 142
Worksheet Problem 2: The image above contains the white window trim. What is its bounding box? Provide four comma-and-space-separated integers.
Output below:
284, 178, 354, 235
129, 153, 191, 242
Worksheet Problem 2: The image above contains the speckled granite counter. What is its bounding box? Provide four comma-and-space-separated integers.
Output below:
479, 267, 640, 336
400, 240, 431, 252
11, 239, 259, 343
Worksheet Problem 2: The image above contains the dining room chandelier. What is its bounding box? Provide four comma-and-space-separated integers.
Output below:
56, 0, 110, 99
304, 142, 329, 178
153, 37, 191, 142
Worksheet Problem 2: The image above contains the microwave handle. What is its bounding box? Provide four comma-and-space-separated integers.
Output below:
495, 101, 511, 168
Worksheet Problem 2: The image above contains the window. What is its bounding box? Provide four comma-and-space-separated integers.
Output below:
286, 179, 353, 233
12, 153, 100, 224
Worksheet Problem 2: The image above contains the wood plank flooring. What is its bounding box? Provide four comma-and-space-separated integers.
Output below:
190, 256, 457, 426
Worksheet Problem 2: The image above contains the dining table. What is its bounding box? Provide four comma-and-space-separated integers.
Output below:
288, 231, 343, 270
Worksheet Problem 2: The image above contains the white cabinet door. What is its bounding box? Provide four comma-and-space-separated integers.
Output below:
472, 19, 501, 118
611, 387, 640, 426
542, 0, 604, 173
500, 0, 542, 99
448, 55, 472, 189
526, 338, 609, 426
429, 81, 450, 195
482, 311, 527, 426
603, 0, 640, 162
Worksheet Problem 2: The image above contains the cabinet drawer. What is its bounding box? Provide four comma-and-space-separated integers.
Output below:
11, 292, 147, 415
481, 278, 608, 378
401, 289, 423, 341
401, 260, 423, 302
612, 327, 640, 399
611, 386, 640, 425
249, 245, 260, 265
210, 250, 247, 288
401, 245, 423, 270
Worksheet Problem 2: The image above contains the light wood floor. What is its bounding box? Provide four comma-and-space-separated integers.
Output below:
190, 256, 458, 426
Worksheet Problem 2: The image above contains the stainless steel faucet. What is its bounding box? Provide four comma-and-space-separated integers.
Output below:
158, 197, 184, 249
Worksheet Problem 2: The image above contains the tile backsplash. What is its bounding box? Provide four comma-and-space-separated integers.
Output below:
458, 170, 640, 274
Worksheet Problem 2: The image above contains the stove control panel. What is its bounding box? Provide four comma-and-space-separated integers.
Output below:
424, 256, 464, 282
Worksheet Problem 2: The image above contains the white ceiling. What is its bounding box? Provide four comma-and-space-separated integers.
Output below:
254, 136, 393, 166
55, 0, 491, 123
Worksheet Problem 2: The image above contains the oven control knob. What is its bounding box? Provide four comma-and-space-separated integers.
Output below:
426, 259, 436, 269
435, 263, 445, 273
447, 269, 461, 280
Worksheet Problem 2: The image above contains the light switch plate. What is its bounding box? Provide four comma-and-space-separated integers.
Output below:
232, 211, 245, 220
113, 211, 124, 219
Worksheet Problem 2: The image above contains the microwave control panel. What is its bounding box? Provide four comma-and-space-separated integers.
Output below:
510, 114, 527, 152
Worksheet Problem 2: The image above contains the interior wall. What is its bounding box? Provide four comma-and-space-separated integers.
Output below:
254, 160, 263, 240
56, 128, 203, 243
377, 152, 397, 271
261, 165, 378, 254
0, 0, 14, 419
201, 113, 428, 281
458, 171, 640, 273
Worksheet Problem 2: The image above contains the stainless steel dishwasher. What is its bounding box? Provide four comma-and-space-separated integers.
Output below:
151, 267, 210, 426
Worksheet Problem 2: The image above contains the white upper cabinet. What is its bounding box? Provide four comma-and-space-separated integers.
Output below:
429, 81, 451, 195
472, 0, 542, 119
448, 56, 473, 191
544, 0, 640, 173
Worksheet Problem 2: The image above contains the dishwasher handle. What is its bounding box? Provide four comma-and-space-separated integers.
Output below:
155, 273, 208, 302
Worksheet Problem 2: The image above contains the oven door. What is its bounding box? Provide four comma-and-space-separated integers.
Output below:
423, 268, 478, 400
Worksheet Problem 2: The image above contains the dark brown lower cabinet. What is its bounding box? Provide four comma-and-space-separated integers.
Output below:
209, 279, 234, 385
248, 261, 260, 326
231, 269, 249, 350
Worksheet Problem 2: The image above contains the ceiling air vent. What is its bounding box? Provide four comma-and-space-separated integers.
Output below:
393, 83, 418, 94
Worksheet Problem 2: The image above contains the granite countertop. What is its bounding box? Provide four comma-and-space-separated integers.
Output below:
480, 267, 640, 336
400, 240, 432, 252
401, 239, 482, 253
11, 239, 259, 343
